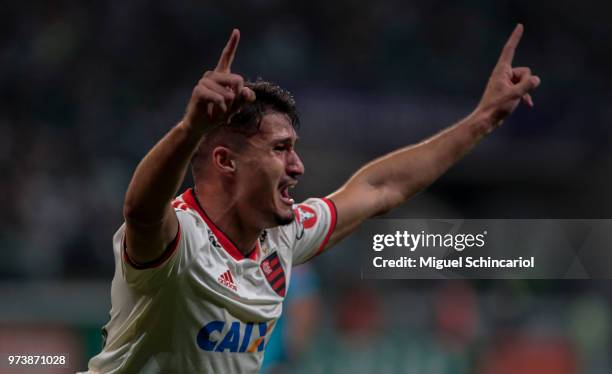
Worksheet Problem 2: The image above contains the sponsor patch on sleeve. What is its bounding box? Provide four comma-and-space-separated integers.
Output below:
294, 204, 317, 229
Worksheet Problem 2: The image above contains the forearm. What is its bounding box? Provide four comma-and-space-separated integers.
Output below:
352, 109, 494, 214
123, 121, 206, 224
326, 25, 540, 250
121, 30, 254, 262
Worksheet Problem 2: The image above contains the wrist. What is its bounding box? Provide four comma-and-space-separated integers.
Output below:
178, 118, 211, 138
469, 106, 500, 136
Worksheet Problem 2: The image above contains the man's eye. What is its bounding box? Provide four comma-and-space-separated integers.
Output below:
274, 146, 286, 151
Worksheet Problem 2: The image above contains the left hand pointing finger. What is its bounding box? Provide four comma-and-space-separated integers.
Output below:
497, 23, 524, 67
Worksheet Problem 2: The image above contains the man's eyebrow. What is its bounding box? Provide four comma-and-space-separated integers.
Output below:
270, 135, 299, 144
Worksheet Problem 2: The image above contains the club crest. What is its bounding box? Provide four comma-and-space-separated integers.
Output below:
260, 252, 286, 297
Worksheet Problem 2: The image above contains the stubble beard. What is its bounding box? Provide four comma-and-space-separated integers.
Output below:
274, 208, 295, 226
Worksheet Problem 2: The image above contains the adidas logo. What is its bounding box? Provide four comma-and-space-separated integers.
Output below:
218, 269, 237, 291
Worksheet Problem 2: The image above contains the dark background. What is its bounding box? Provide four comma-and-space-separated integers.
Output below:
1, 1, 611, 373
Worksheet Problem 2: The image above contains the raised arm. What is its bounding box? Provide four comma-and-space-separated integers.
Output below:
123, 29, 255, 264
326, 24, 541, 248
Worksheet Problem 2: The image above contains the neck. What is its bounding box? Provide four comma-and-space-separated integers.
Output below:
193, 182, 262, 256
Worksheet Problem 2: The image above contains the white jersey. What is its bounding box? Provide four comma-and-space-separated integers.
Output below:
84, 188, 336, 373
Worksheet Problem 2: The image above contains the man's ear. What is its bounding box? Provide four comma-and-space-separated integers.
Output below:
212, 146, 237, 174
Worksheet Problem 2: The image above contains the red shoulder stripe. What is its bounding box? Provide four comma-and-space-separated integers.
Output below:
122, 221, 182, 270
313, 197, 337, 257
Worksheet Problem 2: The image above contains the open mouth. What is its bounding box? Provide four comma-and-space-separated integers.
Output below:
279, 183, 296, 206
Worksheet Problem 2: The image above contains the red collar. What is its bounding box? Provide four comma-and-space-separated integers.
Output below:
181, 188, 259, 261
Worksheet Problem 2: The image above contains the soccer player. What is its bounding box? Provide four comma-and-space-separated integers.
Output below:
84, 24, 540, 373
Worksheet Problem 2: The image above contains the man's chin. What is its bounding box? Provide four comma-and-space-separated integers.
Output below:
274, 208, 295, 226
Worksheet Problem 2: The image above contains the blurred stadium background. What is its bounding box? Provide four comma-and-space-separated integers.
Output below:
1, 1, 611, 373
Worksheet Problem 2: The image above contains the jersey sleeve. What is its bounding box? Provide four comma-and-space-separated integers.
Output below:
115, 209, 200, 292
287, 197, 337, 265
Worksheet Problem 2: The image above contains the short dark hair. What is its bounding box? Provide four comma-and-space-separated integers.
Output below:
227, 79, 300, 136
191, 79, 299, 170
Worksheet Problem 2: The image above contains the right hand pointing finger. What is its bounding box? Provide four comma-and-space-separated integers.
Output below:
184, 29, 251, 130
206, 29, 247, 120
215, 29, 240, 73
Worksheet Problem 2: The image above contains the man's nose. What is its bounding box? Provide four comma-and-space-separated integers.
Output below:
287, 151, 305, 177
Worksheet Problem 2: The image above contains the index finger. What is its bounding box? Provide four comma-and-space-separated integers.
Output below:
215, 29, 240, 73
497, 23, 524, 65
